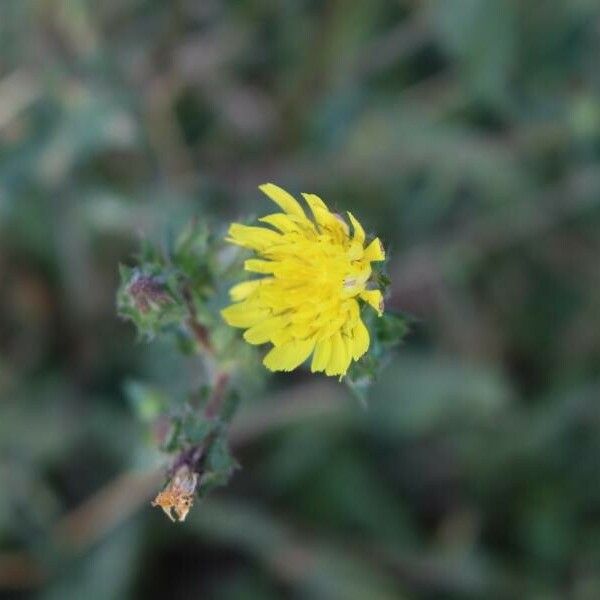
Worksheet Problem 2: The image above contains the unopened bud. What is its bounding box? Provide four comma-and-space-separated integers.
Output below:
127, 273, 172, 314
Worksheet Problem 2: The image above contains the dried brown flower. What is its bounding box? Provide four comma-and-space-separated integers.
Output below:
151, 465, 198, 522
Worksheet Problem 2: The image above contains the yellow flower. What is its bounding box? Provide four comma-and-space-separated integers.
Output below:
221, 183, 386, 377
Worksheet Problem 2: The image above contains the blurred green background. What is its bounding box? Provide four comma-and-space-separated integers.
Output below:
2, 0, 600, 598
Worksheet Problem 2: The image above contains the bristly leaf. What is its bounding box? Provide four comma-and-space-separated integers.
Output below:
219, 389, 241, 424
375, 310, 411, 345
197, 433, 239, 498
182, 420, 215, 446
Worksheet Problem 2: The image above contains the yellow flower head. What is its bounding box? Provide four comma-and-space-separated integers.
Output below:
221, 183, 386, 377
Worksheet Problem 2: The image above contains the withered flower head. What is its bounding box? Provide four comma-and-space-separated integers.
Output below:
151, 464, 198, 522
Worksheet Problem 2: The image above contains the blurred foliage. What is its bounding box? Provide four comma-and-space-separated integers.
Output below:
2, 0, 600, 598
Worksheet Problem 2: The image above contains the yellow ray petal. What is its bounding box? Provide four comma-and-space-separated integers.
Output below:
244, 259, 277, 274
303, 195, 350, 240
243, 315, 287, 345
325, 331, 349, 376
229, 280, 262, 302
302, 194, 326, 227
302, 193, 333, 225
347, 298, 360, 321
342, 266, 372, 296
363, 238, 385, 262
301, 192, 328, 212
347, 212, 365, 245
221, 303, 270, 328
351, 318, 370, 360
340, 336, 354, 376
311, 337, 332, 372
263, 338, 315, 372
347, 241, 363, 261
360, 290, 384, 316
331, 213, 350, 237
227, 223, 281, 250
259, 213, 302, 234
271, 327, 294, 347
259, 183, 306, 219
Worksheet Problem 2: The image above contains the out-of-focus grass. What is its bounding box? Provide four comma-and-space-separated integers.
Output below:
2, 0, 600, 598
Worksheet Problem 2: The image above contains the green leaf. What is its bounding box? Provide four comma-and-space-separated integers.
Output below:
182, 420, 215, 446
206, 434, 236, 473
195, 433, 240, 498
219, 389, 241, 424
345, 311, 412, 403
375, 311, 411, 346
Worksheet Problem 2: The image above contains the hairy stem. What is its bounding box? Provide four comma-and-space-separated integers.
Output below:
204, 371, 231, 420
181, 283, 214, 355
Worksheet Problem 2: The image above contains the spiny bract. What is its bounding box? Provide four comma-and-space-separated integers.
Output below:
221, 183, 386, 377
